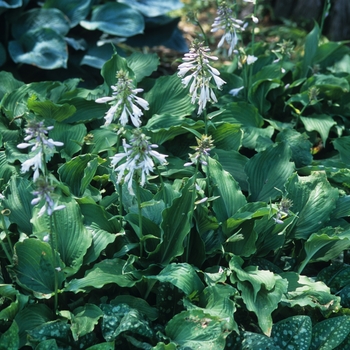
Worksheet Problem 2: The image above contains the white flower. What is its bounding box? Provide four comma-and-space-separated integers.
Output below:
18, 120, 63, 181
21, 151, 43, 181
111, 130, 168, 195
178, 41, 226, 115
96, 70, 149, 127
229, 86, 244, 96
211, 3, 246, 56
246, 55, 258, 65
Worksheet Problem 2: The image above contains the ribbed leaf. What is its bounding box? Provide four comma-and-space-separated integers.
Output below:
246, 142, 294, 202
126, 52, 159, 83
120, 0, 183, 17
300, 114, 336, 145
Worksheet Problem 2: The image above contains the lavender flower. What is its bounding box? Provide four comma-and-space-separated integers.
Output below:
111, 129, 168, 195
211, 1, 246, 56
31, 177, 65, 217
178, 40, 226, 115
95, 70, 149, 127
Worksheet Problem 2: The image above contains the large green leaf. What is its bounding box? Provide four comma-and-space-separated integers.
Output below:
298, 227, 350, 273
27, 97, 76, 123
126, 52, 159, 83
245, 142, 294, 202
49, 122, 86, 161
0, 71, 24, 100
2, 176, 34, 234
285, 172, 339, 240
65, 258, 139, 293
58, 154, 100, 197
300, 114, 336, 146
8, 28, 68, 69
301, 23, 320, 78
43, 0, 92, 27
281, 272, 341, 315
150, 178, 194, 264
165, 309, 228, 350
10, 238, 65, 297
333, 136, 350, 166
229, 255, 288, 336
31, 195, 92, 276
207, 157, 247, 223
79, 201, 119, 265
147, 263, 204, 296
80, 2, 144, 37
144, 73, 195, 117
119, 0, 183, 17
11, 8, 70, 39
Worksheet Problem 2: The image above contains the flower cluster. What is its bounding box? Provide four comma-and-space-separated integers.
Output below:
17, 120, 63, 181
111, 129, 168, 195
178, 40, 226, 115
95, 70, 149, 127
211, 1, 246, 56
31, 177, 65, 217
185, 134, 214, 167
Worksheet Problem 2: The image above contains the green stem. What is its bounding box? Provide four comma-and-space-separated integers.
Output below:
135, 183, 143, 258
49, 214, 59, 313
155, 163, 167, 207
1, 210, 13, 257
185, 161, 200, 263
248, 0, 258, 93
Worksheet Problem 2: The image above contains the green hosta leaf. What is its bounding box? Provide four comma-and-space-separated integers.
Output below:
71, 304, 103, 341
310, 316, 350, 349
300, 114, 336, 146
207, 157, 247, 223
83, 128, 119, 154
145, 114, 203, 145
120, 0, 183, 17
65, 258, 139, 293
8, 28, 68, 69
210, 123, 242, 151
144, 73, 195, 117
276, 129, 313, 168
271, 316, 312, 350
301, 22, 320, 78
2, 176, 34, 234
333, 136, 350, 166
27, 97, 76, 123
43, 0, 92, 27
79, 202, 119, 265
305, 74, 350, 99
285, 172, 339, 240
219, 101, 264, 127
0, 151, 17, 189
58, 154, 101, 197
100, 53, 134, 94
11, 239, 65, 297
0, 285, 23, 322
0, 321, 19, 350
31, 195, 92, 276
86, 343, 114, 350
317, 263, 350, 293
126, 52, 159, 83
49, 122, 86, 161
281, 272, 341, 315
11, 8, 70, 39
0, 71, 23, 100
150, 178, 194, 264
80, 2, 144, 37
298, 227, 350, 273
246, 142, 294, 202
213, 149, 248, 191
33, 339, 58, 349
249, 79, 281, 115
147, 263, 204, 296
165, 309, 228, 350
229, 255, 288, 336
